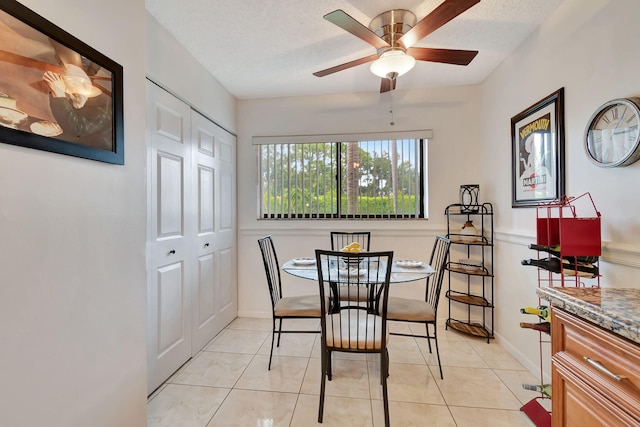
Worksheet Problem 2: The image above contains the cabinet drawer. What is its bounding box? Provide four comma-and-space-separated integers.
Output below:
552, 358, 638, 426
552, 309, 640, 419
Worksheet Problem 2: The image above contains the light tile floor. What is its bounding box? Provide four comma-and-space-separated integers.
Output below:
148, 317, 542, 427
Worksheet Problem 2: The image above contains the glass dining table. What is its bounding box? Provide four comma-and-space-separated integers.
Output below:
282, 257, 435, 283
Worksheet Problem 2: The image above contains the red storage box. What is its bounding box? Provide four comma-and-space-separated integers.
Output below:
536, 217, 560, 246
559, 217, 601, 256
535, 193, 601, 257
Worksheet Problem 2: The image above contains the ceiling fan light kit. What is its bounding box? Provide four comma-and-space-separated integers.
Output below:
370, 50, 416, 79
314, 0, 481, 93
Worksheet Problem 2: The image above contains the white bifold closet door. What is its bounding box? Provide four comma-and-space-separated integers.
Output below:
146, 81, 236, 394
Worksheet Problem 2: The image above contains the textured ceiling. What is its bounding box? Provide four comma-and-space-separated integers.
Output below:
146, 0, 564, 99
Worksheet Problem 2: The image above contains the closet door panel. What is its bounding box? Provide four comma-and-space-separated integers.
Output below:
191, 111, 228, 351
214, 133, 236, 329
147, 81, 237, 393
146, 82, 192, 395
196, 253, 216, 327
217, 247, 234, 316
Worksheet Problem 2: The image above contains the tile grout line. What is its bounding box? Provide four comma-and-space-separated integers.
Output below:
149, 318, 538, 426
203, 322, 269, 427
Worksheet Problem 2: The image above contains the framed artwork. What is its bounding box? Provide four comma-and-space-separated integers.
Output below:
511, 88, 564, 207
0, 0, 123, 164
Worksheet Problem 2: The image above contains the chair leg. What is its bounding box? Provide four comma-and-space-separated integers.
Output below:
432, 325, 443, 380
327, 349, 332, 381
386, 348, 390, 378
318, 348, 327, 423
425, 323, 433, 353
276, 318, 283, 347
380, 348, 390, 385
268, 317, 276, 370
381, 350, 390, 427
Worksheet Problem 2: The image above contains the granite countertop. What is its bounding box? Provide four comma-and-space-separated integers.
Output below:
537, 287, 640, 345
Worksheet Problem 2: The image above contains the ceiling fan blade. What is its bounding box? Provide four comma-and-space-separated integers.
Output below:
398, 0, 480, 48
324, 9, 390, 50
407, 47, 478, 65
380, 78, 396, 93
313, 53, 379, 77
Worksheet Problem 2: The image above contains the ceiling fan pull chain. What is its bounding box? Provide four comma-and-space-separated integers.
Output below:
389, 98, 395, 126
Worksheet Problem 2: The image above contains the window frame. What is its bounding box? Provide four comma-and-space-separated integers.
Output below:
255, 132, 430, 220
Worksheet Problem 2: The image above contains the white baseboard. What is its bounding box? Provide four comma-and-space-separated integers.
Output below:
237, 310, 271, 319
493, 331, 551, 383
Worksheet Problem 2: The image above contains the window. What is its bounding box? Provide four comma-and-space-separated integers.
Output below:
258, 136, 427, 219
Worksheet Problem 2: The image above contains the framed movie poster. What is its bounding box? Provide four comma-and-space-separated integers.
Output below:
511, 88, 565, 207
0, 0, 124, 164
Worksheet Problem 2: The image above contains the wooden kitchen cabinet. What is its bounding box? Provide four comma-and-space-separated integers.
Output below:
551, 309, 640, 426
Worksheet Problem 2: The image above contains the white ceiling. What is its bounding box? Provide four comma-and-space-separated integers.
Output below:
145, 0, 564, 100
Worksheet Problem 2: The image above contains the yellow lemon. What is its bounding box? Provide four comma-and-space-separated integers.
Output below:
342, 242, 362, 252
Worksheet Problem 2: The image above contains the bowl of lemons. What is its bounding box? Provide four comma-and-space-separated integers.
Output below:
340, 242, 364, 268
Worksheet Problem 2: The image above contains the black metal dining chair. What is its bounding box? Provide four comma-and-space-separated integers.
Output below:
330, 231, 371, 252
330, 231, 372, 303
386, 235, 451, 379
258, 235, 321, 370
315, 249, 393, 427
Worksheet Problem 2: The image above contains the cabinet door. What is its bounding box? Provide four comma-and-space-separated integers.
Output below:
553, 358, 637, 426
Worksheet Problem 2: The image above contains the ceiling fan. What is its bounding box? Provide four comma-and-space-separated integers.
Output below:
313, 0, 480, 93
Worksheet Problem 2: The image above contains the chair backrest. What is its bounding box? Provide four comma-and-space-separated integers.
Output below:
315, 249, 394, 352
330, 231, 371, 251
425, 236, 451, 314
257, 235, 283, 310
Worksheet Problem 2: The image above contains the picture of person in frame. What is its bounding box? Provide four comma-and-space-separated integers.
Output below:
40, 40, 113, 150
0, 10, 114, 150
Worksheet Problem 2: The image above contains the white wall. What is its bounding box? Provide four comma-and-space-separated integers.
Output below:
237, 86, 483, 317
0, 1, 147, 426
146, 13, 236, 134
481, 0, 640, 378
235, 0, 640, 381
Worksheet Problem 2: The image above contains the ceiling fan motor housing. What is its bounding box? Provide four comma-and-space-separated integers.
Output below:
369, 9, 416, 54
